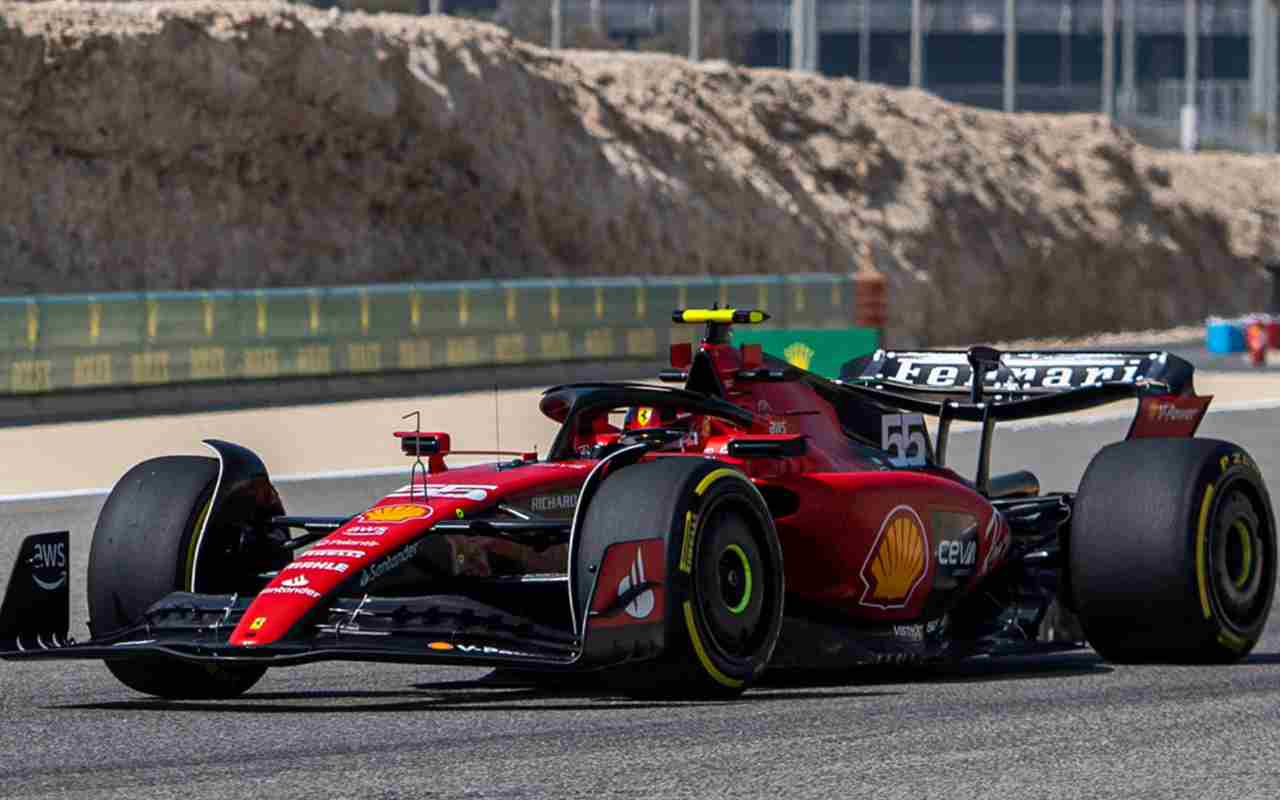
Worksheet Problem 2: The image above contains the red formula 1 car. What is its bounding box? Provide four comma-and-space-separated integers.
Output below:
2, 309, 1275, 698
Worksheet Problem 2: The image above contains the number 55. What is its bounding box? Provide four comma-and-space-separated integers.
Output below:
881, 413, 931, 467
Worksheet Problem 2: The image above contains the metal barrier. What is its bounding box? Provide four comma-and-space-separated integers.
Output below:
0, 274, 861, 397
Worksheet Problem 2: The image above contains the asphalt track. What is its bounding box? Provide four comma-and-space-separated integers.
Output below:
3, 409, 1280, 798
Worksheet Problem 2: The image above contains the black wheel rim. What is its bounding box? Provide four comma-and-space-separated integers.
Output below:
1211, 489, 1269, 630
695, 504, 770, 659
718, 545, 753, 615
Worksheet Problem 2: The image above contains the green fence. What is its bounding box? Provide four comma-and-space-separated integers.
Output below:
0, 274, 865, 396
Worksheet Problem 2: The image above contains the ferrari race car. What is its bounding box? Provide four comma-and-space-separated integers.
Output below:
1, 309, 1274, 699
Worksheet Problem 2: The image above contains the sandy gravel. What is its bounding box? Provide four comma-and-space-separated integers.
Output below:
0, 1, 1276, 346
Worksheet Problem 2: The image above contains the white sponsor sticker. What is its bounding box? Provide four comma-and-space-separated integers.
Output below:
389, 484, 496, 502
936, 539, 977, 568
343, 526, 389, 537
260, 586, 322, 599
881, 413, 930, 467
283, 561, 349, 574
301, 549, 366, 560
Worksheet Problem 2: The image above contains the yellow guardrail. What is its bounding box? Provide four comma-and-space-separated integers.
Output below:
0, 275, 860, 396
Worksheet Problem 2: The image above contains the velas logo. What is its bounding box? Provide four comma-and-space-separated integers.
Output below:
617, 547, 655, 620
29, 540, 67, 592
361, 505, 432, 524
784, 342, 815, 371
859, 506, 929, 610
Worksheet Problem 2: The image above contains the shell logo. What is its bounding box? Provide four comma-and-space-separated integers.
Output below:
362, 504, 431, 524
784, 342, 815, 371
859, 506, 929, 609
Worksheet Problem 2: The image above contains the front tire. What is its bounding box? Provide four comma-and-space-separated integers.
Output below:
582, 459, 785, 699
88, 456, 269, 699
1071, 438, 1276, 663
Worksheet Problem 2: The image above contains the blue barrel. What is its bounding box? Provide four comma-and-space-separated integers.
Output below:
1206, 320, 1245, 353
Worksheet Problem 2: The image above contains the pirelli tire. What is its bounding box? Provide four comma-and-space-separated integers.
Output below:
87, 456, 268, 699
1071, 438, 1276, 663
584, 457, 785, 699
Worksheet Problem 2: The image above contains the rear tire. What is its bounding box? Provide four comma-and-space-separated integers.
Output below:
88, 456, 268, 699
583, 459, 785, 699
1071, 439, 1276, 663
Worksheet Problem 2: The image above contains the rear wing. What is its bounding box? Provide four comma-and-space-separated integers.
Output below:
841, 349, 1196, 402
836, 347, 1210, 495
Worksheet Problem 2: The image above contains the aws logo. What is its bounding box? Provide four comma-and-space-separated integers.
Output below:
859, 506, 929, 610
29, 540, 67, 592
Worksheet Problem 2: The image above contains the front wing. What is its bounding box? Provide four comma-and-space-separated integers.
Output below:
4, 590, 587, 670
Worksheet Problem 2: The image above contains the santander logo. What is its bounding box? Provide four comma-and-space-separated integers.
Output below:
282, 575, 309, 588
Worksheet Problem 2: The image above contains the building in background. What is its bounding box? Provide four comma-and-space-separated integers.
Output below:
335, 1, 1277, 152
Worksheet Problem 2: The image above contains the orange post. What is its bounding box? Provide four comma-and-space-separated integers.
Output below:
854, 272, 887, 332
1246, 320, 1268, 367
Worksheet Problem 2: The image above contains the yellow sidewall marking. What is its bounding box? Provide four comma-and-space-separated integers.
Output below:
184, 495, 216, 591
695, 468, 744, 497
1233, 520, 1254, 589
1217, 629, 1249, 652
680, 511, 696, 573
683, 601, 744, 689
1196, 484, 1216, 620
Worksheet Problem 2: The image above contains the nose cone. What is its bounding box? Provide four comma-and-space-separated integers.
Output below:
228, 500, 451, 646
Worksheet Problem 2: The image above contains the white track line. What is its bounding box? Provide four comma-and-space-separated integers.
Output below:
3, 399, 1279, 506
0, 464, 405, 506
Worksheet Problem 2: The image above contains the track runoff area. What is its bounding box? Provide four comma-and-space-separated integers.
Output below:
2, 378, 1280, 797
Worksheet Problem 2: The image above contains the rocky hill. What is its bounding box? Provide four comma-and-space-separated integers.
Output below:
1, 1, 1277, 344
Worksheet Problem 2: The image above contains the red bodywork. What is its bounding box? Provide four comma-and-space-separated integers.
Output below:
231, 335, 1007, 648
